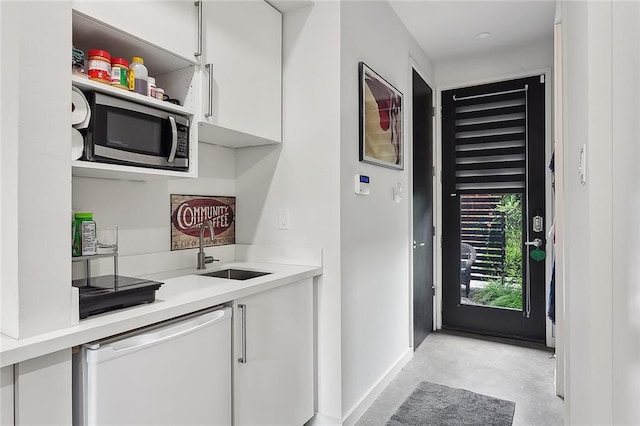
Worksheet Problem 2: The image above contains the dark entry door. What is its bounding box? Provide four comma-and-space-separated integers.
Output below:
441, 76, 546, 342
412, 69, 434, 349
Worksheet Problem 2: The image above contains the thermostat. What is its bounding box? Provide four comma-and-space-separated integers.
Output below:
355, 174, 370, 195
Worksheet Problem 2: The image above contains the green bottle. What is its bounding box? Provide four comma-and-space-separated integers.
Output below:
73, 212, 96, 256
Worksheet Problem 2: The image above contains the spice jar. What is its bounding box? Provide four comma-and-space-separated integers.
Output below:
147, 77, 156, 98
110, 57, 129, 90
87, 49, 111, 84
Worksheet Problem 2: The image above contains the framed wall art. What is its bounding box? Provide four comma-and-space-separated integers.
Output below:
359, 62, 404, 170
170, 194, 236, 251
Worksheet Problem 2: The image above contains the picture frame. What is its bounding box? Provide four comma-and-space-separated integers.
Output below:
359, 62, 404, 170
170, 194, 236, 251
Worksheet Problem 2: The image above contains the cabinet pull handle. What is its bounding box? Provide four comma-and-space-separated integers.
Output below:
238, 304, 247, 363
194, 1, 203, 58
205, 63, 214, 117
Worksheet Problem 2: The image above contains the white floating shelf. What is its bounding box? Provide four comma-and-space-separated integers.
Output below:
72, 75, 194, 116
72, 159, 196, 181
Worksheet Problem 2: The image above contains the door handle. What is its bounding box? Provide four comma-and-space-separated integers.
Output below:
237, 304, 247, 364
167, 116, 177, 163
524, 238, 543, 248
413, 241, 426, 249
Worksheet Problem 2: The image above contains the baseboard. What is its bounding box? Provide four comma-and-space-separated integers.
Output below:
306, 412, 343, 426
342, 347, 413, 426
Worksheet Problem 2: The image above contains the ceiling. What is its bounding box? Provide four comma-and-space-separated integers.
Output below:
388, 0, 556, 63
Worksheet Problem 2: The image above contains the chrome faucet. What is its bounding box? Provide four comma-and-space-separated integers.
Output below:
197, 220, 219, 269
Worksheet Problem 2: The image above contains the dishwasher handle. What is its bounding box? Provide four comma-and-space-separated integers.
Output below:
88, 308, 231, 362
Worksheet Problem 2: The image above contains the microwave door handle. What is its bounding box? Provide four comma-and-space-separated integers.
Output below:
167, 116, 177, 163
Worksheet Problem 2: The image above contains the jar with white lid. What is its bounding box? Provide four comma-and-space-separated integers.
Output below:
148, 77, 156, 98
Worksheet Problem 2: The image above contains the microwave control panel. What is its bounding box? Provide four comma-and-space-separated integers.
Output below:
176, 124, 189, 158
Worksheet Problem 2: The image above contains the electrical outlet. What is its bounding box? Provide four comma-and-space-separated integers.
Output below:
278, 208, 290, 230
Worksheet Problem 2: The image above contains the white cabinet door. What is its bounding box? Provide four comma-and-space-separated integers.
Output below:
233, 279, 314, 426
15, 350, 73, 425
199, 0, 282, 147
1, 366, 13, 426
72, 1, 198, 62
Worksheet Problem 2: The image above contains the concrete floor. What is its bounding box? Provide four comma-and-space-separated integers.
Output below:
356, 332, 564, 426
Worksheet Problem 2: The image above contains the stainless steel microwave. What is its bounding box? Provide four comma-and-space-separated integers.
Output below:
83, 92, 190, 171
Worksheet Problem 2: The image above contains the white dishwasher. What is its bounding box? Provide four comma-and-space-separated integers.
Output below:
73, 306, 232, 425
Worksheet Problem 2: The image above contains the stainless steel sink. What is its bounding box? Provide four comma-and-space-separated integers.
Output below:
200, 268, 271, 280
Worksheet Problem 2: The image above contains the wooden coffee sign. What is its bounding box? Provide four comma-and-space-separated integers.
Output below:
170, 195, 235, 251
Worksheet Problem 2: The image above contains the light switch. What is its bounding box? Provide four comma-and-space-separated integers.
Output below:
393, 182, 403, 203
278, 208, 290, 230
579, 144, 587, 185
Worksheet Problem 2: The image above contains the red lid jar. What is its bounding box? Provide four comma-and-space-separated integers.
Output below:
87, 49, 111, 84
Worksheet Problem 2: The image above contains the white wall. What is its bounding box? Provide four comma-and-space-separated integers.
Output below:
0, 0, 19, 339
435, 37, 554, 88
1, 1, 73, 339
72, 143, 235, 258
560, 0, 618, 423
71, 143, 235, 276
560, 0, 640, 423
235, 2, 343, 422
339, 1, 433, 421
611, 3, 640, 422
562, 2, 611, 424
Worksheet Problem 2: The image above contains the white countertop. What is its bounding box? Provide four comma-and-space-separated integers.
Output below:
0, 261, 321, 367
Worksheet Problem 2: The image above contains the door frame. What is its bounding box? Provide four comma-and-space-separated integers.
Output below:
434, 68, 554, 347
408, 58, 437, 350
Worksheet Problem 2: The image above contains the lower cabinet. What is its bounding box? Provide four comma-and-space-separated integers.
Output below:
1, 366, 13, 425
14, 350, 73, 425
233, 279, 314, 426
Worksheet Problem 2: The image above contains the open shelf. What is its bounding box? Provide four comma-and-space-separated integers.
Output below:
72, 75, 194, 116
72, 160, 196, 181
72, 10, 196, 76
72, 252, 118, 262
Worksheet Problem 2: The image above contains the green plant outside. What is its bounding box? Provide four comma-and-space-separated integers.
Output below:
470, 280, 523, 310
470, 193, 523, 309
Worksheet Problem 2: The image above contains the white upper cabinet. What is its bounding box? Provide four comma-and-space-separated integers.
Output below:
72, 1, 199, 63
198, 0, 282, 147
